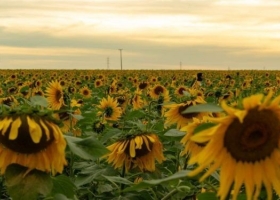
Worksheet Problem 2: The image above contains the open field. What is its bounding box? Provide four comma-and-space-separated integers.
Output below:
0, 69, 279, 200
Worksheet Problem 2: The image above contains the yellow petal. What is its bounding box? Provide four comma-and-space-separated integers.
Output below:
129, 139, 136, 157
9, 117, 22, 140
1, 118, 13, 136
134, 136, 143, 149
39, 119, 50, 141
27, 116, 42, 143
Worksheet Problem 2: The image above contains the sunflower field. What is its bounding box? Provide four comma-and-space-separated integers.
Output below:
0, 69, 280, 200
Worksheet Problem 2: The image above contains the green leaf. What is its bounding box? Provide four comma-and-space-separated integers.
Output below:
53, 193, 71, 200
181, 103, 223, 114
70, 113, 84, 120
193, 123, 217, 135
5, 164, 53, 200
20, 85, 29, 92
97, 184, 114, 193
75, 136, 110, 159
30, 95, 48, 107
102, 175, 133, 185
164, 129, 186, 137
123, 170, 190, 192
51, 175, 77, 198
65, 135, 109, 160
125, 110, 145, 119
237, 193, 247, 200
197, 192, 219, 200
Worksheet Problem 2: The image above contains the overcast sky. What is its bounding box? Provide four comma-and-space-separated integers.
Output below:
1, 0, 280, 70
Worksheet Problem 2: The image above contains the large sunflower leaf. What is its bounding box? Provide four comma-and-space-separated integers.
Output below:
29, 95, 49, 107
122, 170, 190, 192
102, 175, 133, 185
181, 103, 223, 114
164, 129, 186, 137
5, 164, 53, 200
51, 175, 77, 198
65, 135, 109, 160
193, 123, 217, 135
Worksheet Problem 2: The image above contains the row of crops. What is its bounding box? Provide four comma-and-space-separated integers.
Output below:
0, 69, 279, 200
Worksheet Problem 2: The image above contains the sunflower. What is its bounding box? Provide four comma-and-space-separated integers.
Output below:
98, 96, 122, 121
0, 96, 18, 107
45, 80, 64, 110
94, 79, 103, 88
32, 88, 45, 97
188, 92, 280, 200
138, 81, 149, 91
180, 117, 208, 158
105, 133, 165, 172
149, 85, 168, 100
131, 90, 146, 110
55, 99, 82, 135
7, 86, 18, 95
80, 86, 92, 99
164, 96, 207, 129
174, 85, 189, 98
0, 114, 67, 175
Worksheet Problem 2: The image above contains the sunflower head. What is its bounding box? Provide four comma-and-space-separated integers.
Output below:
97, 96, 122, 121
0, 112, 67, 175
45, 80, 64, 110
188, 92, 280, 200
80, 86, 92, 99
106, 133, 165, 172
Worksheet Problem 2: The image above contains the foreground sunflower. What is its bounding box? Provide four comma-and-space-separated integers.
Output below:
45, 80, 64, 110
105, 133, 165, 172
188, 92, 280, 200
0, 114, 67, 175
98, 96, 122, 121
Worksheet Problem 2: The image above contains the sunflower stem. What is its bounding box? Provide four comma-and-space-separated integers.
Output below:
120, 165, 126, 193
162, 188, 178, 200
147, 100, 158, 131
149, 188, 159, 200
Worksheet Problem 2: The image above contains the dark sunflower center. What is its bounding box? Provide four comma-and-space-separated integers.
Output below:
0, 116, 55, 154
55, 90, 62, 101
59, 111, 70, 121
178, 87, 186, 95
105, 107, 114, 117
125, 136, 154, 158
154, 86, 164, 95
179, 103, 198, 119
83, 90, 89, 96
3, 98, 14, 106
224, 108, 280, 163
139, 82, 148, 90
117, 98, 125, 105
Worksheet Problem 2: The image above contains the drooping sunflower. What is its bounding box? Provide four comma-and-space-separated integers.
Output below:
164, 96, 207, 129
105, 133, 165, 172
45, 80, 64, 110
0, 114, 67, 175
97, 96, 122, 121
188, 92, 280, 200
80, 86, 92, 99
